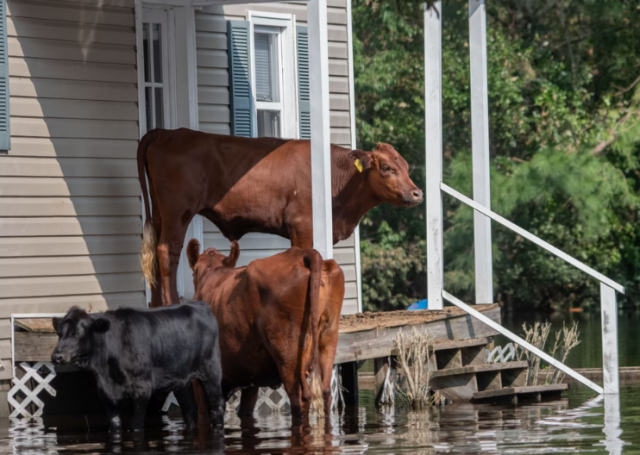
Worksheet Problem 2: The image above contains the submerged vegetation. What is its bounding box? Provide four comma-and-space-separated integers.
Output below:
354, 0, 640, 312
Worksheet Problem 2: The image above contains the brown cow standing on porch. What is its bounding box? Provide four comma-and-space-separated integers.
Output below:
185, 239, 345, 420
137, 128, 423, 306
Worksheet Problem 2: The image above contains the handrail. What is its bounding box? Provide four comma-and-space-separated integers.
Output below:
440, 183, 625, 294
443, 291, 604, 394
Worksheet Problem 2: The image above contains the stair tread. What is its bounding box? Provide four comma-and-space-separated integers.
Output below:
431, 337, 491, 351
431, 361, 528, 378
473, 383, 568, 399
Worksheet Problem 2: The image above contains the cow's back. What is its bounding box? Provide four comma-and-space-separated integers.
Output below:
104, 302, 219, 387
143, 129, 314, 239
145, 129, 293, 200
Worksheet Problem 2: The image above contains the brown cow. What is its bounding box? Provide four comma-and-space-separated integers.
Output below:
186, 239, 345, 421
137, 128, 422, 306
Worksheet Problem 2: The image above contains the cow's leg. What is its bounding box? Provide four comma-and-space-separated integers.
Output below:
100, 395, 122, 433
200, 377, 225, 428
157, 220, 190, 306
150, 213, 163, 307
319, 349, 336, 417
174, 384, 199, 430
283, 380, 305, 423
130, 394, 150, 432
238, 387, 259, 417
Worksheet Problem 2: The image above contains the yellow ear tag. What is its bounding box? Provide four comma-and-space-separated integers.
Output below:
355, 158, 364, 173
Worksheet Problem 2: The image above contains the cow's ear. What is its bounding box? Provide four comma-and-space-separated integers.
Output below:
92, 318, 110, 334
187, 239, 201, 270
351, 150, 373, 172
52, 317, 62, 332
223, 241, 240, 268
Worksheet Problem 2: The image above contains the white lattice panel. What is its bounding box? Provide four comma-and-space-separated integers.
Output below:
256, 387, 290, 413
331, 365, 344, 412
486, 343, 516, 363
166, 365, 345, 415
8, 362, 57, 418
378, 356, 395, 406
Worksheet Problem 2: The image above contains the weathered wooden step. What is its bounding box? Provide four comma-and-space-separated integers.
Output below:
472, 384, 568, 404
430, 361, 527, 379
430, 337, 491, 351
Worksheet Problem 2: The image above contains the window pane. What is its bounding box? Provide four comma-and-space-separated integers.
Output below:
155, 87, 164, 128
257, 110, 280, 137
145, 86, 153, 131
254, 32, 278, 102
152, 23, 163, 83
143, 23, 150, 83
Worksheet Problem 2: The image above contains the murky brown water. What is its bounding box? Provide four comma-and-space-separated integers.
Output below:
0, 385, 637, 454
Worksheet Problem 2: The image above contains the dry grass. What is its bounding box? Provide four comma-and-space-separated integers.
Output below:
393, 328, 437, 410
516, 321, 581, 385
547, 322, 581, 384
517, 321, 552, 386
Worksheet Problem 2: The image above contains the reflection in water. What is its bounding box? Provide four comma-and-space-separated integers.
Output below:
602, 394, 624, 455
0, 386, 638, 454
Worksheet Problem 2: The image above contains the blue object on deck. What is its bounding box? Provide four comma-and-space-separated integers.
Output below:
408, 299, 428, 310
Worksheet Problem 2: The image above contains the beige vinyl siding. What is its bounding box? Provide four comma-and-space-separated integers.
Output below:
0, 0, 143, 378
195, 0, 359, 315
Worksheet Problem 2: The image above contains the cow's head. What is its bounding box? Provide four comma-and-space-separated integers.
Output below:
187, 239, 240, 289
51, 307, 110, 366
352, 143, 423, 207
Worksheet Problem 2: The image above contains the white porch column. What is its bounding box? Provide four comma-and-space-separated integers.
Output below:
424, 2, 444, 310
175, 5, 203, 299
308, 0, 333, 259
469, 0, 493, 304
601, 283, 620, 394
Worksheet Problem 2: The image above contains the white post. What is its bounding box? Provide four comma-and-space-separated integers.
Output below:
601, 283, 620, 394
308, 0, 333, 260
424, 2, 443, 310
469, 0, 493, 304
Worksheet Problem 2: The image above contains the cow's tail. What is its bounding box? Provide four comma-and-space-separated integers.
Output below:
138, 130, 160, 288
304, 250, 325, 418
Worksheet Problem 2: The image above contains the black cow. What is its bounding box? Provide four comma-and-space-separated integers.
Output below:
51, 301, 224, 432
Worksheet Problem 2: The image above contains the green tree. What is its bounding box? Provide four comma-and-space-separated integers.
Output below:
354, 0, 640, 312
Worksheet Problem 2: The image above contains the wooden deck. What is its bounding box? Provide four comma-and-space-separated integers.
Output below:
13, 304, 501, 363
335, 304, 500, 363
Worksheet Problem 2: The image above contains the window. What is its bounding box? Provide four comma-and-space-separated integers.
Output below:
254, 28, 281, 137
228, 14, 306, 139
249, 13, 297, 139
142, 8, 171, 132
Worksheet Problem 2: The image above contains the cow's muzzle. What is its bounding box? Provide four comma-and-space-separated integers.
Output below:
404, 189, 423, 206
51, 351, 67, 365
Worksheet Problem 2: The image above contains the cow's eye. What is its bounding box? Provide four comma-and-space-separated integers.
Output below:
381, 165, 390, 172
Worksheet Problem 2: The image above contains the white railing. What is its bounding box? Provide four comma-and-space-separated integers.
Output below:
440, 183, 623, 395
443, 292, 604, 394
423, 0, 621, 395
440, 184, 625, 294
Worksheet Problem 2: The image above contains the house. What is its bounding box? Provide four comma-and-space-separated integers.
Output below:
0, 0, 361, 393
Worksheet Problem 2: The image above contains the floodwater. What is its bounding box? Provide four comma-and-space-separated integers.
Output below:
1, 385, 638, 454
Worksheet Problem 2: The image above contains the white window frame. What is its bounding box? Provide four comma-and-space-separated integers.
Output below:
136, 1, 202, 305
141, 6, 177, 132
247, 11, 298, 139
